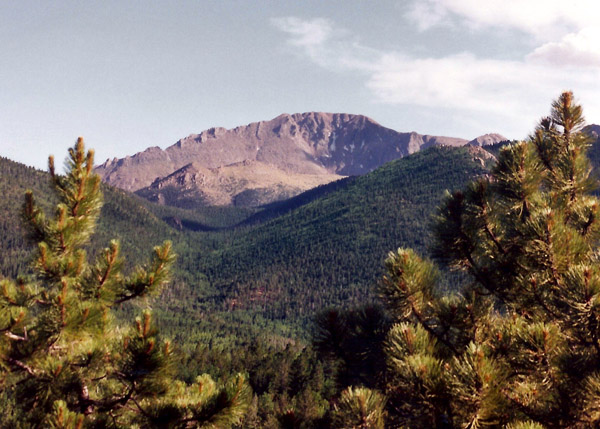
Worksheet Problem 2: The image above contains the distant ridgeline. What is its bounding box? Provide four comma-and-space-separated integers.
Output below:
95, 112, 506, 209
1, 128, 598, 345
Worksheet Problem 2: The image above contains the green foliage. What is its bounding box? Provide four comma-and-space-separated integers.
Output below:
0, 155, 180, 278
313, 305, 390, 390
181, 339, 336, 428
0, 142, 491, 344
371, 92, 600, 427
505, 423, 546, 429
331, 386, 386, 429
0, 139, 250, 428
48, 400, 84, 429
193, 145, 489, 327
0, 138, 530, 426
5, 109, 599, 425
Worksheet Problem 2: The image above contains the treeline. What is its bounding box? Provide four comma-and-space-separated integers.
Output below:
189, 146, 491, 324
0, 146, 491, 342
4, 137, 598, 341
3, 108, 600, 426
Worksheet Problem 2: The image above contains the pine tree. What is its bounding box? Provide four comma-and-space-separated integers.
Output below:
376, 92, 600, 427
331, 386, 386, 429
0, 139, 250, 428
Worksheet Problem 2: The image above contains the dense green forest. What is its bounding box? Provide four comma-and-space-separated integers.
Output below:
0, 142, 252, 427
3, 118, 600, 426
317, 93, 600, 427
190, 147, 491, 319
0, 146, 492, 342
0, 146, 492, 426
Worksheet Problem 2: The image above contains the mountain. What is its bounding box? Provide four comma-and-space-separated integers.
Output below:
0, 155, 293, 345
0, 156, 180, 279
1, 145, 491, 329
585, 124, 600, 139
96, 112, 469, 206
6, 133, 599, 340
467, 133, 507, 146
585, 125, 600, 179
135, 160, 344, 208
13, 127, 600, 338
189, 146, 493, 324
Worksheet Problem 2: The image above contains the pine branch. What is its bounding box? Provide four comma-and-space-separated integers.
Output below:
4, 329, 27, 341
409, 297, 460, 356
6, 357, 36, 376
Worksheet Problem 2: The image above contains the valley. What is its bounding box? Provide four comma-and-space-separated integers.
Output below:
0, 141, 499, 344
2, 115, 598, 427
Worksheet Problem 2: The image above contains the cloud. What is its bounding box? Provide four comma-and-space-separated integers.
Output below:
367, 53, 526, 112
405, 1, 451, 31
270, 17, 333, 70
528, 27, 600, 67
406, 0, 597, 40
271, 14, 600, 136
270, 17, 334, 49
270, 17, 379, 72
365, 52, 600, 123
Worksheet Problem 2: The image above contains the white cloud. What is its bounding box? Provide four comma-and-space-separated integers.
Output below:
271, 15, 600, 136
270, 17, 334, 49
365, 52, 600, 133
271, 17, 332, 69
270, 16, 379, 72
406, 1, 451, 31
367, 53, 524, 112
406, 0, 598, 40
528, 27, 600, 67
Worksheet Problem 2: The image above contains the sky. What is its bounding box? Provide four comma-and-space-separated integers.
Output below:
1, 0, 600, 170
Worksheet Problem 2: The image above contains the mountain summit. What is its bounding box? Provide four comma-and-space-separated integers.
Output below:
96, 112, 472, 206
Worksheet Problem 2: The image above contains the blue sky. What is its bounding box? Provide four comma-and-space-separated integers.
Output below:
1, 1, 599, 169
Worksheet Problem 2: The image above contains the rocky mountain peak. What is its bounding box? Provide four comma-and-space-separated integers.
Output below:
585, 124, 600, 139
96, 112, 472, 207
467, 133, 508, 147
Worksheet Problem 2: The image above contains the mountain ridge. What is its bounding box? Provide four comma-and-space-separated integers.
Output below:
136, 159, 344, 208
96, 112, 506, 207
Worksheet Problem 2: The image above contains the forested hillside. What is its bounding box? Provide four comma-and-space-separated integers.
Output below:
0, 145, 492, 426
1, 146, 491, 340
5, 136, 598, 340
184, 146, 491, 323
3, 122, 600, 427
0, 156, 179, 278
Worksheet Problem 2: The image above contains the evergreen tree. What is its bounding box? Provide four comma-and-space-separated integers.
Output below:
376, 92, 600, 427
0, 139, 250, 428
331, 386, 386, 429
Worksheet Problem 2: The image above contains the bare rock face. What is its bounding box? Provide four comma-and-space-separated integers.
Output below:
467, 145, 497, 167
96, 112, 469, 207
135, 160, 343, 208
467, 133, 508, 147
585, 124, 600, 139
97, 146, 175, 192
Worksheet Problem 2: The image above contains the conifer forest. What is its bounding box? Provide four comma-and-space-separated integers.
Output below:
4, 93, 600, 428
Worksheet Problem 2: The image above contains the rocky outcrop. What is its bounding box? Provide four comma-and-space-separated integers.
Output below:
135, 160, 343, 208
585, 124, 600, 139
467, 133, 508, 147
96, 112, 484, 207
